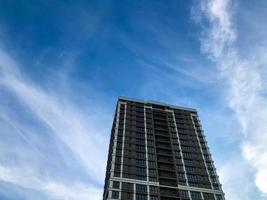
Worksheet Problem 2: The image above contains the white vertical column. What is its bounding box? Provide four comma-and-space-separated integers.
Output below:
195, 114, 222, 192
133, 183, 136, 200
144, 106, 150, 200
111, 103, 121, 177
201, 191, 204, 200
190, 114, 214, 190
120, 102, 127, 178
118, 181, 122, 200
188, 190, 192, 200
109, 103, 121, 200
171, 111, 190, 187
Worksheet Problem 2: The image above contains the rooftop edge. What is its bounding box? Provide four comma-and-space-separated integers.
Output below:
118, 96, 197, 112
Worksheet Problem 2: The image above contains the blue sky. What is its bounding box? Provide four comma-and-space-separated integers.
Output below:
0, 0, 267, 199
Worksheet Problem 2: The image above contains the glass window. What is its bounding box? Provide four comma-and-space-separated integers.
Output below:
176, 165, 184, 172
136, 132, 144, 138
136, 159, 146, 166
212, 177, 218, 184
122, 182, 133, 191
148, 147, 154, 153
149, 161, 156, 168
136, 145, 145, 152
179, 181, 187, 186
174, 150, 180, 156
187, 174, 198, 182
150, 196, 158, 200
136, 194, 148, 200
180, 190, 189, 198
149, 169, 156, 176
213, 185, 220, 190
136, 184, 147, 193
149, 186, 158, 193
136, 138, 145, 145
185, 166, 195, 173
191, 191, 202, 200
113, 181, 120, 189
126, 192, 132, 199
176, 158, 183, 165
116, 149, 122, 155
148, 154, 155, 160
203, 193, 215, 200
136, 175, 146, 180
148, 140, 154, 146
149, 177, 157, 182
178, 173, 186, 180
209, 169, 216, 176
117, 142, 122, 148
112, 191, 119, 199
147, 129, 153, 134
137, 152, 146, 159
136, 167, 146, 175
216, 194, 224, 200
121, 191, 132, 199
184, 159, 193, 166
114, 172, 120, 177
115, 164, 120, 171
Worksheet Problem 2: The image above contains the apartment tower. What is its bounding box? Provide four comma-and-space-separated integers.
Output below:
103, 97, 225, 200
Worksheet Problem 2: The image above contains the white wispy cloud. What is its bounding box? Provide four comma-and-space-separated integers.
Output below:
0, 165, 102, 200
194, 0, 267, 198
0, 49, 109, 199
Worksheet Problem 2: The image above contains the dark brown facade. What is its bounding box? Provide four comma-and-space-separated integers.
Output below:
103, 97, 225, 200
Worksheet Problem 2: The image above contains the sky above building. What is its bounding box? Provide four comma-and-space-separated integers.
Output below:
0, 0, 267, 199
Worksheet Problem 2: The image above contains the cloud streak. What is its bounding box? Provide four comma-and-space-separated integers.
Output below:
0, 165, 101, 200
194, 0, 267, 197
0, 49, 109, 199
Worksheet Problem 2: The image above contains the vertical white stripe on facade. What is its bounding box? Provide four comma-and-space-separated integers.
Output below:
194, 114, 222, 192
120, 102, 126, 178
109, 103, 121, 199
200, 191, 204, 200
171, 111, 190, 187
144, 106, 151, 200
133, 183, 136, 200
111, 103, 120, 177
190, 114, 214, 190
188, 189, 192, 200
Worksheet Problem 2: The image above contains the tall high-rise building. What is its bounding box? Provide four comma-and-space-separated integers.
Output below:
103, 97, 225, 200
